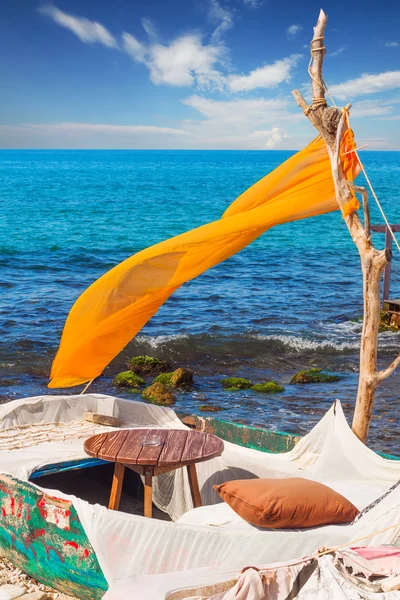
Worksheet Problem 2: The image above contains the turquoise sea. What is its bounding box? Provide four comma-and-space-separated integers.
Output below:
0, 149, 399, 452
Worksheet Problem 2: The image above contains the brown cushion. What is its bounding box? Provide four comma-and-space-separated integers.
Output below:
214, 478, 359, 529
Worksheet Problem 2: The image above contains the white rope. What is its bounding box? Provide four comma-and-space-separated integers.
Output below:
354, 149, 400, 253
322, 74, 400, 255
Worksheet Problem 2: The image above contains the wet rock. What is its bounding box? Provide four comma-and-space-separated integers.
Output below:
112, 371, 145, 389
290, 368, 340, 384
142, 382, 176, 406
199, 404, 226, 412
251, 382, 285, 393
152, 372, 173, 385
170, 368, 193, 386
153, 368, 193, 387
221, 377, 252, 391
379, 310, 400, 332
0, 584, 26, 599
128, 355, 171, 375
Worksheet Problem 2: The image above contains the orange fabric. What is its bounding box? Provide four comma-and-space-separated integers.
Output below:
214, 478, 359, 528
341, 126, 361, 217
49, 134, 359, 388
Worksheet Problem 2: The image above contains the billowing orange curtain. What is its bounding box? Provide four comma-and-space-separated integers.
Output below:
49, 134, 359, 388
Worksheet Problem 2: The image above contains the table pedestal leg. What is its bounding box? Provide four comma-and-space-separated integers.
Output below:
187, 463, 202, 508
144, 468, 153, 518
109, 463, 125, 511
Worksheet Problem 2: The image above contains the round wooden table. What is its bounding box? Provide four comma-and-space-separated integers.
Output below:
84, 428, 224, 518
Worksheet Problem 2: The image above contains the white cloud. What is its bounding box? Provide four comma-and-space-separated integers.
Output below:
385, 41, 399, 48
240, 0, 264, 7
329, 46, 346, 57
32, 123, 190, 135
0, 122, 191, 149
183, 95, 290, 121
208, 0, 234, 43
122, 31, 224, 88
356, 136, 391, 149
287, 24, 303, 39
250, 127, 288, 148
180, 95, 303, 148
351, 100, 395, 118
330, 71, 400, 100
227, 54, 302, 92
38, 5, 118, 48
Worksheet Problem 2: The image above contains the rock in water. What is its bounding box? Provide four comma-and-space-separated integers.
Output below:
152, 372, 174, 385
199, 404, 225, 412
380, 310, 400, 332
112, 371, 145, 389
153, 368, 194, 387
251, 382, 285, 393
142, 382, 176, 406
170, 368, 193, 386
221, 377, 252, 391
128, 355, 171, 375
290, 368, 340, 384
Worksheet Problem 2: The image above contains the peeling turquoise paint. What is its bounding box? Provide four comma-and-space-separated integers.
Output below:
0, 474, 108, 600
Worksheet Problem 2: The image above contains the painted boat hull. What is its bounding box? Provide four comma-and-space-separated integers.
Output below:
0, 413, 399, 599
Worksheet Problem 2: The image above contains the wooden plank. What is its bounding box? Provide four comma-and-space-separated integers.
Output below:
116, 429, 150, 465
144, 468, 153, 518
108, 463, 125, 511
158, 429, 189, 466
371, 224, 400, 233
83, 412, 120, 427
180, 431, 206, 464
137, 429, 169, 465
187, 464, 202, 508
97, 430, 129, 462
84, 433, 108, 458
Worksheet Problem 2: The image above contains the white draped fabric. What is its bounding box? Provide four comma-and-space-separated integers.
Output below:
0, 394, 400, 599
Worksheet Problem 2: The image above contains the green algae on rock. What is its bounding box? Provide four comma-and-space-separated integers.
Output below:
153, 367, 194, 387
251, 382, 285, 393
153, 372, 174, 385
142, 382, 176, 406
379, 310, 400, 333
221, 377, 252, 391
128, 355, 171, 375
112, 371, 145, 389
199, 404, 226, 412
290, 368, 340, 384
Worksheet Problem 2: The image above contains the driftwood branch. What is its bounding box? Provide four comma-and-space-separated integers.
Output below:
292, 9, 393, 444
347, 182, 371, 240
377, 354, 400, 383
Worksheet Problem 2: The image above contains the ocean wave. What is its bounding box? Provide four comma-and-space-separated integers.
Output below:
250, 332, 399, 352
249, 334, 361, 352
134, 334, 190, 349
130, 330, 399, 358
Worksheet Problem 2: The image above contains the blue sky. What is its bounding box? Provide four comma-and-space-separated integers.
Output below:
1, 0, 400, 149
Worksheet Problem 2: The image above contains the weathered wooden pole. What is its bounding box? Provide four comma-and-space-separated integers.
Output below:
371, 224, 400, 304
292, 10, 400, 443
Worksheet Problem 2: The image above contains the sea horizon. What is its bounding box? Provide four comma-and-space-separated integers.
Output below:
1, 148, 399, 453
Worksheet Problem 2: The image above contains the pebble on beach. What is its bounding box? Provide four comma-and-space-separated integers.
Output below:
0, 557, 77, 600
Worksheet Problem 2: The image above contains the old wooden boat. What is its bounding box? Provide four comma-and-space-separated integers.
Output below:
0, 403, 300, 600
1, 393, 400, 600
